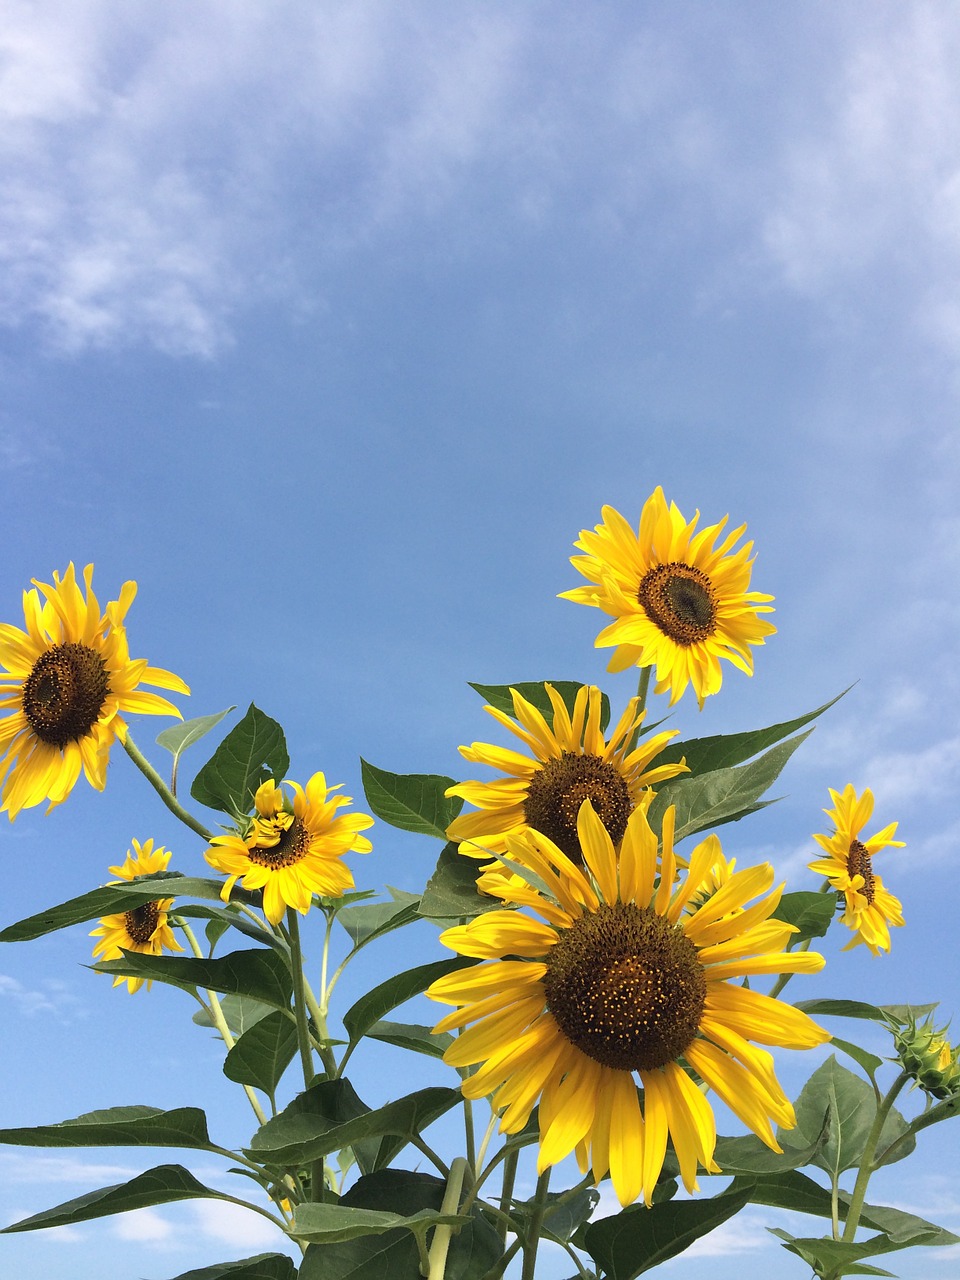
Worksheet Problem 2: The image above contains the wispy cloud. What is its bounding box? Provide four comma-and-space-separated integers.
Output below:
0, 973, 84, 1020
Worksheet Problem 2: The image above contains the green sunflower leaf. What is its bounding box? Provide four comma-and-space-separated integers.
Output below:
223, 1010, 299, 1096
791, 1056, 914, 1176
0, 1105, 213, 1151
162, 1255, 297, 1280
157, 707, 236, 766
581, 1183, 754, 1277
652, 688, 849, 774
772, 891, 837, 941
359, 760, 462, 838
468, 680, 611, 734
173, 903, 287, 954
418, 842, 503, 923
0, 874, 250, 943
191, 703, 289, 818
93, 947, 293, 1010
291, 1203, 462, 1244
646, 729, 813, 843
364, 1020, 454, 1059
829, 1036, 885, 1082
794, 998, 895, 1024
341, 955, 477, 1044
192, 994, 276, 1036
337, 889, 422, 949
771, 1220, 956, 1273
0, 1164, 235, 1233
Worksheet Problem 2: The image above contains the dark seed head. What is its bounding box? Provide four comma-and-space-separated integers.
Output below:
847, 839, 876, 905
524, 752, 632, 864
21, 643, 110, 748
638, 563, 718, 645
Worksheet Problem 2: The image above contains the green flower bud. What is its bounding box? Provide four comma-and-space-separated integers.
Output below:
894, 1015, 960, 1100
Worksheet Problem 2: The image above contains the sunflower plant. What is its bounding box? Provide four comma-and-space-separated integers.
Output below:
0, 498, 957, 1280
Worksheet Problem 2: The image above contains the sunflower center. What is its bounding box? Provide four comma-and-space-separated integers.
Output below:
847, 839, 876, 905
123, 901, 161, 945
21, 643, 110, 749
543, 901, 706, 1071
638, 563, 718, 645
246, 817, 310, 870
524, 752, 632, 864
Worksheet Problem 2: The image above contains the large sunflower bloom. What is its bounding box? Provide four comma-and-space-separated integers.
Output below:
427, 801, 828, 1207
205, 774, 373, 925
560, 488, 776, 708
0, 563, 189, 818
90, 839, 183, 994
810, 784, 904, 955
445, 683, 686, 865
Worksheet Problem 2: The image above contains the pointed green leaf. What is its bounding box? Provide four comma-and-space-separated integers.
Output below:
879, 1002, 940, 1025
174, 904, 287, 954
468, 680, 611, 734
359, 760, 462, 838
191, 704, 289, 817
792, 1056, 914, 1175
418, 843, 502, 923
157, 708, 236, 766
162, 1256, 297, 1280
512, 1186, 599, 1245
582, 1184, 753, 1277
223, 1010, 298, 1095
647, 731, 813, 843
1, 1164, 233, 1233
829, 1036, 885, 1081
772, 1221, 955, 1273
795, 998, 893, 1023
773, 892, 836, 942
291, 1202, 461, 1244
364, 1020, 453, 1060
337, 890, 422, 949
254, 1079, 377, 1173
0, 1105, 212, 1151
342, 956, 476, 1044
193, 994, 276, 1036
94, 947, 292, 1010
712, 1125, 825, 1175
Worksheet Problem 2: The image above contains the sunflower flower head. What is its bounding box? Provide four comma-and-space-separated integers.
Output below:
560, 488, 776, 708
90, 838, 183, 993
0, 563, 190, 819
427, 800, 829, 1208
445, 683, 687, 866
810, 784, 905, 956
205, 773, 374, 925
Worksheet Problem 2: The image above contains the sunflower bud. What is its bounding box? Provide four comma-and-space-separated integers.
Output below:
894, 1016, 960, 1100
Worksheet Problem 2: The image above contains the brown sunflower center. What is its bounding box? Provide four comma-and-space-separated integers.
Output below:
123, 901, 161, 945
638, 563, 718, 645
847, 839, 876, 905
524, 752, 632, 864
246, 817, 310, 870
21, 643, 110, 748
543, 901, 706, 1071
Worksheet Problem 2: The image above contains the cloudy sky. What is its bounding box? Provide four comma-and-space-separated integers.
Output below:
1, 2, 959, 1277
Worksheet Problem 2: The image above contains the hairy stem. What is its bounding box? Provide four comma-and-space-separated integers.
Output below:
841, 1071, 910, 1243
121, 733, 213, 840
427, 1157, 467, 1280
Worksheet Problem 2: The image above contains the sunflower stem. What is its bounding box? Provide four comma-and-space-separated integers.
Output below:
636, 664, 652, 715
840, 1070, 910, 1245
121, 732, 213, 840
496, 1147, 519, 1245
426, 1156, 467, 1280
286, 910, 320, 1089
519, 1167, 551, 1280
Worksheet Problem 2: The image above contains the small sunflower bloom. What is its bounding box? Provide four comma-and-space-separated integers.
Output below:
0, 563, 189, 818
560, 488, 776, 708
427, 800, 829, 1208
810, 784, 904, 955
445, 683, 687, 865
90, 839, 183, 993
205, 773, 373, 925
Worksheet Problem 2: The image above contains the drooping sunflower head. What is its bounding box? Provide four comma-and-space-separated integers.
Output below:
90, 838, 183, 993
559, 488, 776, 708
445, 683, 687, 865
428, 800, 829, 1207
810, 783, 905, 955
204, 772, 374, 925
0, 564, 190, 819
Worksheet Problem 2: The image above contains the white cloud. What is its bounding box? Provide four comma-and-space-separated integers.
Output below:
0, 1151, 137, 1184
188, 1199, 284, 1249
112, 1206, 175, 1244
0, 973, 84, 1019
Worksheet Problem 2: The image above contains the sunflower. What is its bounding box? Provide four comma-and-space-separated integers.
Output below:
445, 683, 687, 865
559, 488, 776, 708
205, 773, 374, 925
0, 563, 189, 819
809, 784, 904, 955
90, 839, 183, 993
427, 800, 828, 1207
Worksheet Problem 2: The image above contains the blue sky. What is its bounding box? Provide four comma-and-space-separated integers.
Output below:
1, 2, 959, 1277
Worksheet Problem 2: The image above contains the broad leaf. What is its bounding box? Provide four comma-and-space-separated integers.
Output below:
773, 891, 836, 942
337, 890, 422, 949
94, 947, 293, 1010
1, 1164, 232, 1233
163, 1256, 297, 1280
0, 1106, 212, 1151
515, 1186, 599, 1245
792, 1056, 913, 1176
712, 1126, 825, 1175
191, 704, 289, 817
647, 732, 813, 843
418, 843, 501, 923
291, 1202, 461, 1244
582, 1184, 754, 1277
342, 956, 476, 1044
772, 1222, 955, 1274
360, 761, 462, 838
157, 708, 236, 769
223, 1010, 298, 1096
468, 680, 611, 734
365, 1020, 453, 1059
252, 1079, 376, 1174
174, 904, 287, 953
193, 994, 276, 1037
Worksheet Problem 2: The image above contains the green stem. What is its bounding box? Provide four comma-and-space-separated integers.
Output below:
636, 664, 652, 715
519, 1167, 551, 1280
496, 1147, 519, 1245
463, 1097, 477, 1174
480, 1237, 521, 1280
841, 1071, 910, 1243
286, 910, 318, 1089
121, 733, 213, 840
427, 1156, 467, 1280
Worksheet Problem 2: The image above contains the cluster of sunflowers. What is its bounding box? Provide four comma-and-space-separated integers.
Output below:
0, 488, 955, 1280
